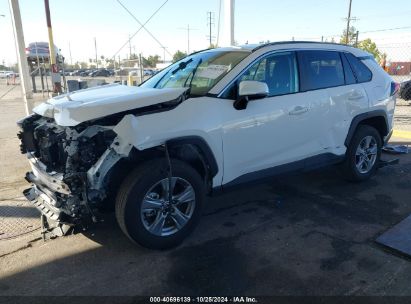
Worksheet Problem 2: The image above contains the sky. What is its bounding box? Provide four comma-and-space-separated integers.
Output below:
0, 0, 411, 67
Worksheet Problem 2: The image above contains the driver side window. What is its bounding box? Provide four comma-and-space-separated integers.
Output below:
222, 51, 299, 99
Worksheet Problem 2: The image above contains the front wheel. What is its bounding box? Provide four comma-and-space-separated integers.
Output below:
341, 125, 382, 182
115, 159, 204, 249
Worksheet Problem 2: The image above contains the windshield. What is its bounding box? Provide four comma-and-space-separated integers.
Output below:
141, 50, 249, 96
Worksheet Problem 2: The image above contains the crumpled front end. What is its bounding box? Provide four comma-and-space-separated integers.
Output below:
18, 114, 132, 225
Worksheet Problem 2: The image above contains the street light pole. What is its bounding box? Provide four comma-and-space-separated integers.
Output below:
8, 0, 33, 114
94, 37, 98, 69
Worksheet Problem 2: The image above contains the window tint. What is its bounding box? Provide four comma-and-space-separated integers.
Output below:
298, 50, 345, 91
340, 52, 356, 85
238, 52, 298, 97
344, 52, 373, 83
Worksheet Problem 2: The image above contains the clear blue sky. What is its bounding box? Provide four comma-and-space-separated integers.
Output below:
1, 0, 410, 66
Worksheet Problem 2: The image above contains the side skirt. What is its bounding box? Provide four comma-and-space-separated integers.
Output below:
211, 153, 345, 195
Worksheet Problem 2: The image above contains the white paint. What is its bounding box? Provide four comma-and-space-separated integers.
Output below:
33, 84, 187, 126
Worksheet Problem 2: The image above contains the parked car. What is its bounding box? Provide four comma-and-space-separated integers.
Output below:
79, 70, 92, 77
70, 69, 85, 76
18, 42, 397, 249
26, 42, 63, 63
0, 70, 17, 78
90, 69, 111, 77
399, 79, 411, 101
144, 69, 155, 76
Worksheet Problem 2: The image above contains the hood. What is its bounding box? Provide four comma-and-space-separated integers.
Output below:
33, 84, 187, 126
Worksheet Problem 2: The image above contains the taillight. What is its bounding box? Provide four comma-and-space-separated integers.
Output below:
390, 82, 400, 96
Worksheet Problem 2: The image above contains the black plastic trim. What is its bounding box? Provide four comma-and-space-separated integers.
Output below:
344, 110, 389, 147
213, 153, 344, 194
166, 136, 219, 177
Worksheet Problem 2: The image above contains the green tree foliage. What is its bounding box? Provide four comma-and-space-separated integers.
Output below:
358, 38, 382, 63
172, 50, 187, 63
340, 26, 381, 62
142, 55, 161, 67
340, 26, 358, 45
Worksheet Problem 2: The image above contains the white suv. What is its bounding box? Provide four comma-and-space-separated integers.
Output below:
18, 42, 397, 249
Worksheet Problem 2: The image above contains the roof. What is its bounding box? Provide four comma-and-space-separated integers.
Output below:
251, 41, 358, 52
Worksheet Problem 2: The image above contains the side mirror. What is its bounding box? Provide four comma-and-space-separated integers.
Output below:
234, 80, 269, 110
238, 80, 269, 99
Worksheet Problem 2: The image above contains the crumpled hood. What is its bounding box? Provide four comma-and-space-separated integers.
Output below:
33, 84, 187, 126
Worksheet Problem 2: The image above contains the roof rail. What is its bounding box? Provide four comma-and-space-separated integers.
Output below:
252, 41, 356, 52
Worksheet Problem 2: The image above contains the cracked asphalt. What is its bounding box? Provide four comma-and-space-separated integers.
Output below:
1, 84, 411, 297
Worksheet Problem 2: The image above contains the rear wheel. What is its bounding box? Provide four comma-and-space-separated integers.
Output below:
341, 125, 382, 182
115, 159, 204, 249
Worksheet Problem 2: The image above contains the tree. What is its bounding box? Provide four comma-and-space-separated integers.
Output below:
142, 55, 161, 68
340, 26, 382, 62
172, 50, 187, 63
79, 62, 88, 69
358, 38, 382, 63
340, 26, 358, 46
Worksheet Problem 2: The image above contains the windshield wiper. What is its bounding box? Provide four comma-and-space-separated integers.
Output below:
172, 58, 193, 75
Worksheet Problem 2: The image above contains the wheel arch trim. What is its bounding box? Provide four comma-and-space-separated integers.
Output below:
345, 110, 388, 147
166, 136, 219, 178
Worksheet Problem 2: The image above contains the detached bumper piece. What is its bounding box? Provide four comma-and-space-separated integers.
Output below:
23, 186, 73, 239
23, 186, 61, 221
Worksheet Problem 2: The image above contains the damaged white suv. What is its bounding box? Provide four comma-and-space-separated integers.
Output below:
18, 42, 397, 249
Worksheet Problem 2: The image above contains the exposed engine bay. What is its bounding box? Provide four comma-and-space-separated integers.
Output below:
18, 100, 185, 228
18, 113, 133, 226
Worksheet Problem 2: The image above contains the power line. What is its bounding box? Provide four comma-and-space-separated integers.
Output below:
361, 26, 411, 34
114, 0, 172, 58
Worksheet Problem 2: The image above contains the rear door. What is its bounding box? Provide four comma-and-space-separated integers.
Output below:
296, 50, 368, 156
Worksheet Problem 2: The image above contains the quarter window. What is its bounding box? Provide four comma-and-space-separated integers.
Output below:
344, 52, 373, 83
298, 50, 345, 91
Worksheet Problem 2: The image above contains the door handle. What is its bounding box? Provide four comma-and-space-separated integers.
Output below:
289, 106, 309, 115
348, 93, 365, 100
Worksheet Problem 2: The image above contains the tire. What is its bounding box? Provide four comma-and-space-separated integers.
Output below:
115, 158, 204, 249
341, 125, 382, 182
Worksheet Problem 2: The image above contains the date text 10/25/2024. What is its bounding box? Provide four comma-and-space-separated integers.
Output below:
149, 297, 258, 303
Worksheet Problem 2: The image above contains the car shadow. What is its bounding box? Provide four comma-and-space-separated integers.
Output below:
1, 155, 411, 297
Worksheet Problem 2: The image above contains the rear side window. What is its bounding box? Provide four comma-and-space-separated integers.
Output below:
344, 52, 373, 83
298, 50, 345, 91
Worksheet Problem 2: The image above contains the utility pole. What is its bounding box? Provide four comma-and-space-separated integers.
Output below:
161, 46, 167, 63
344, 0, 358, 45
355, 30, 359, 47
44, 0, 62, 94
207, 12, 215, 48
128, 34, 132, 59
221, 0, 235, 46
68, 41, 72, 66
178, 24, 197, 54
8, 0, 33, 114
94, 37, 98, 69
345, 0, 352, 44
